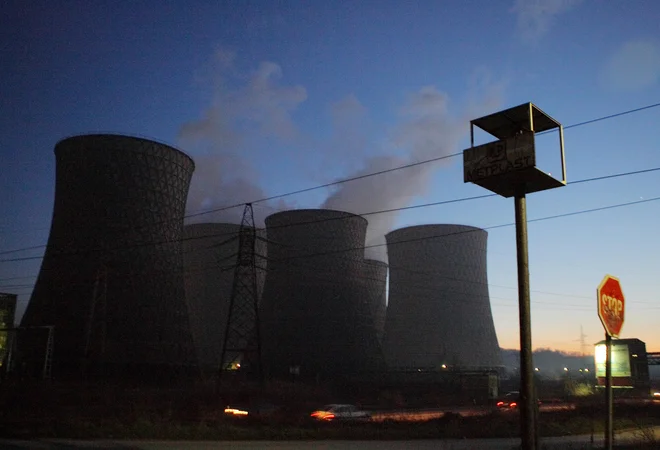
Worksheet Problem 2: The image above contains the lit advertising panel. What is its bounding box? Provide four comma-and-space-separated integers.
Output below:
595, 343, 631, 378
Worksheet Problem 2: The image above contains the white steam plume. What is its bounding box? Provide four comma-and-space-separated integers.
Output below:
322, 82, 503, 261
179, 50, 305, 226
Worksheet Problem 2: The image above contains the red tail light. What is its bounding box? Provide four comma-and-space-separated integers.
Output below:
497, 401, 503, 406
510, 402, 517, 408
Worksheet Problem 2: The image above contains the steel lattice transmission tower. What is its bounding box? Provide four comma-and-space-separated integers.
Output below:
219, 203, 262, 380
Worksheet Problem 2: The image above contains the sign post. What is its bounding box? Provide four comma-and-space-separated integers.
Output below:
463, 103, 566, 450
597, 275, 625, 450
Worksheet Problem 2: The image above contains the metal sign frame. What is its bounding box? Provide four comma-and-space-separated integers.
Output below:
462, 102, 567, 450
464, 102, 566, 197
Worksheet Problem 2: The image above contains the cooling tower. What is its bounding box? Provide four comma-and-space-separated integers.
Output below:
259, 209, 384, 380
362, 259, 388, 344
20, 134, 197, 380
182, 223, 266, 378
382, 224, 500, 370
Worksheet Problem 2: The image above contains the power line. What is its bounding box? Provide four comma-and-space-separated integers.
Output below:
561, 102, 660, 131
185, 154, 462, 220
0, 275, 37, 282
1, 164, 659, 264
105, 101, 660, 224
2, 99, 659, 257
264, 195, 660, 263
0, 237, 245, 288
0, 244, 49, 257
568, 167, 660, 185
5, 240, 659, 314
0, 247, 36, 257
0, 226, 241, 261
179, 101, 660, 219
258, 264, 596, 313
245, 165, 660, 239
0, 248, 599, 308
222, 196, 660, 308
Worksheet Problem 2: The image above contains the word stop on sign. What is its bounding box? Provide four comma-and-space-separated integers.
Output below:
601, 294, 623, 318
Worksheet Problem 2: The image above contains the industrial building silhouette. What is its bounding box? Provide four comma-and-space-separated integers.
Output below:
15, 134, 503, 383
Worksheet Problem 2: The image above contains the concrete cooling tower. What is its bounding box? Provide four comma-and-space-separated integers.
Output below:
259, 209, 384, 380
382, 224, 500, 370
182, 223, 266, 378
362, 259, 388, 344
20, 134, 197, 380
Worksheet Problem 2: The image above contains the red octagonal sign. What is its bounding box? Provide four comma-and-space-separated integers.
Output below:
597, 274, 625, 338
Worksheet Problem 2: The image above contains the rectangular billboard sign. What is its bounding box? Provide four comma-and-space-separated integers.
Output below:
595, 343, 631, 378
463, 132, 535, 183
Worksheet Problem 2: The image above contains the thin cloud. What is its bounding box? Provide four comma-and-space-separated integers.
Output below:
600, 39, 660, 92
511, 0, 583, 41
326, 94, 370, 168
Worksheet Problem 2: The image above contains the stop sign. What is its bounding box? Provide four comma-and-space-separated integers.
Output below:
597, 275, 625, 337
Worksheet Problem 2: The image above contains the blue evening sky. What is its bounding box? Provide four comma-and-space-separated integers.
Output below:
2, 1, 659, 354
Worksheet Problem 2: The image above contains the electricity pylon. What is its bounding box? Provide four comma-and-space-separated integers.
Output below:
219, 203, 262, 382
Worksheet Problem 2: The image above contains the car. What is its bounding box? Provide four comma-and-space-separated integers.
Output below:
497, 391, 520, 409
310, 404, 371, 421
224, 401, 280, 418
496, 391, 541, 410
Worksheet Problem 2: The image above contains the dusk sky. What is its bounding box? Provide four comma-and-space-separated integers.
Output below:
2, 1, 659, 355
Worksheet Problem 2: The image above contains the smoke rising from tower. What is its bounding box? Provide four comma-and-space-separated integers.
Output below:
178, 50, 305, 225
179, 50, 503, 241
323, 85, 502, 261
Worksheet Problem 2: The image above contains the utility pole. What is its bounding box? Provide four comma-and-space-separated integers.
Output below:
219, 203, 262, 382
579, 326, 587, 356
463, 103, 567, 450
514, 189, 537, 450
577, 325, 589, 369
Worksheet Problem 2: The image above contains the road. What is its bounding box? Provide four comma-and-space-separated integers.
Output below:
369, 402, 576, 422
2, 402, 657, 449
0, 428, 659, 450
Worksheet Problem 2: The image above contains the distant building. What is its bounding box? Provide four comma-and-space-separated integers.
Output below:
0, 293, 17, 370
594, 338, 650, 395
